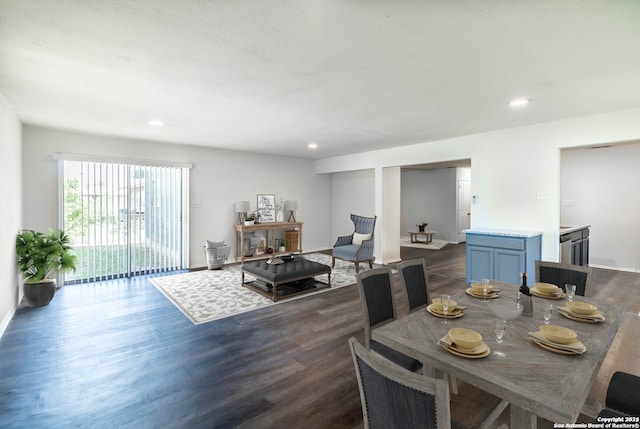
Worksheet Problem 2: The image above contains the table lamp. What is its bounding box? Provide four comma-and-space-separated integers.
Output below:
285, 200, 297, 222
235, 201, 250, 224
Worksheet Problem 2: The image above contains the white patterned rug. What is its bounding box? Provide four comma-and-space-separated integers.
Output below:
400, 236, 449, 250
150, 253, 373, 325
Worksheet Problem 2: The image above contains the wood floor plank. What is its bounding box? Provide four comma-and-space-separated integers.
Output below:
1, 244, 638, 429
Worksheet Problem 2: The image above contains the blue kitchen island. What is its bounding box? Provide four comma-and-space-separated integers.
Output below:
465, 228, 542, 286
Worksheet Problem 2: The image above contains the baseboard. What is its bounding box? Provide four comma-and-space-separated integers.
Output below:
0, 303, 16, 339
589, 264, 640, 273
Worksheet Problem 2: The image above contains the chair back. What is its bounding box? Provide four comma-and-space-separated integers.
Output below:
356, 267, 395, 348
352, 214, 377, 236
605, 371, 640, 416
535, 260, 593, 297
348, 337, 451, 429
397, 259, 430, 312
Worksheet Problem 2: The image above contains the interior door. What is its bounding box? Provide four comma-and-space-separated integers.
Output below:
458, 179, 471, 242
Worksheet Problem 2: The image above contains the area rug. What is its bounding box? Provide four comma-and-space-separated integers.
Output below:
400, 236, 449, 250
150, 253, 373, 325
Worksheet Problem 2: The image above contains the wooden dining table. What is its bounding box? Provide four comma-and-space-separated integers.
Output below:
371, 282, 626, 428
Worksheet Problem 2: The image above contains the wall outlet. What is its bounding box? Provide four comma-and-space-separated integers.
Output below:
537, 192, 548, 200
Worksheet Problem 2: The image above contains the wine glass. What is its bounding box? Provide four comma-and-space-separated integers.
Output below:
440, 294, 451, 326
493, 319, 506, 357
542, 303, 553, 325
566, 284, 576, 302
481, 278, 490, 302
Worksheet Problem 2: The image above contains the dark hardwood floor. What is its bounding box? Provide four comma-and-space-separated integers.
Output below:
1, 243, 638, 428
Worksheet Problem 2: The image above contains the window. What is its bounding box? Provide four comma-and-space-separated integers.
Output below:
59, 157, 190, 283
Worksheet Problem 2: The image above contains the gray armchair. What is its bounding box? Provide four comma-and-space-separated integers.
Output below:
332, 214, 376, 273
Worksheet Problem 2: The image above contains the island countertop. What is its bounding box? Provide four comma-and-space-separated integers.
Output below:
464, 228, 542, 238
559, 224, 590, 234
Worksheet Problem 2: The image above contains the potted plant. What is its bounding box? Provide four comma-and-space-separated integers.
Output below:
278, 239, 286, 252
15, 229, 78, 307
244, 214, 255, 225
417, 222, 428, 232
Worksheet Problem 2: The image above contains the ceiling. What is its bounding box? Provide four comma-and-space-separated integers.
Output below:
2, 1, 640, 160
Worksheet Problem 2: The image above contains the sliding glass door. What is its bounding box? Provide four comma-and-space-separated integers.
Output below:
60, 158, 189, 283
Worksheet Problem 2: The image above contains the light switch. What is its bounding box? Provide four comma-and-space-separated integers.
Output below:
537, 192, 548, 200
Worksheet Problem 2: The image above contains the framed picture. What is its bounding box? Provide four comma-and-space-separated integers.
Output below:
257, 194, 276, 222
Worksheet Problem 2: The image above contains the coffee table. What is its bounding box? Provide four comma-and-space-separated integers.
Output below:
241, 256, 331, 302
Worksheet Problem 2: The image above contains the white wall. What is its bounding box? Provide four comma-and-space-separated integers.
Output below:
317, 107, 640, 265
561, 142, 640, 271
330, 169, 375, 241
401, 168, 459, 243
22, 126, 332, 269
0, 92, 22, 335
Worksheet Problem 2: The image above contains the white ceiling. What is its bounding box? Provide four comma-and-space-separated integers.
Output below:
2, 1, 640, 160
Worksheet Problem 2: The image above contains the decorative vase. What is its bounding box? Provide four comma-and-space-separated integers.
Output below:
23, 279, 57, 307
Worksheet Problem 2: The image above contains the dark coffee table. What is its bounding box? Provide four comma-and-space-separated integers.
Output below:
241, 256, 331, 301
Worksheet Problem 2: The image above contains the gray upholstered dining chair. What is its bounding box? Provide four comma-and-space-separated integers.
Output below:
397, 258, 430, 313
535, 260, 593, 297
348, 337, 461, 429
356, 267, 422, 373
397, 258, 461, 395
332, 214, 376, 273
598, 371, 640, 418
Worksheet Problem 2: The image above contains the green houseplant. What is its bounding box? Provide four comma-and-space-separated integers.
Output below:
15, 229, 77, 307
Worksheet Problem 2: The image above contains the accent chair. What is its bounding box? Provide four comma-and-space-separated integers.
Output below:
332, 214, 376, 273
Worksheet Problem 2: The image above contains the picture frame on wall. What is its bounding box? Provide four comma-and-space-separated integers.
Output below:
257, 194, 276, 222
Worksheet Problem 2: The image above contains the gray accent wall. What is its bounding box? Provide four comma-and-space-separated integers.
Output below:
401, 168, 459, 243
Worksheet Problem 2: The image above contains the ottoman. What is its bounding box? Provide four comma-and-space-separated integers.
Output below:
241, 257, 332, 301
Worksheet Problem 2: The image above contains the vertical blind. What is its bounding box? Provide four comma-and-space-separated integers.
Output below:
59, 157, 189, 283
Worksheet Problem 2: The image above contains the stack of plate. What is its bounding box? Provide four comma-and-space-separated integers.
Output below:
439, 328, 490, 358
466, 283, 500, 299
528, 325, 586, 355
427, 298, 464, 319
530, 282, 565, 299
558, 301, 605, 323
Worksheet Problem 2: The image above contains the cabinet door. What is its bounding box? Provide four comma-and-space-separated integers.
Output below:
494, 249, 525, 284
467, 246, 493, 283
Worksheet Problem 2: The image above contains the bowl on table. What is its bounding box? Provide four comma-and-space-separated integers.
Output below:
448, 328, 483, 350
488, 298, 523, 320
431, 298, 457, 312
535, 282, 560, 295
470, 282, 493, 293
566, 301, 597, 315
540, 325, 577, 344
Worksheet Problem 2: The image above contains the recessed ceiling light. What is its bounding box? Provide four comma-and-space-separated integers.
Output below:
308, 142, 318, 150
148, 119, 164, 127
509, 98, 530, 108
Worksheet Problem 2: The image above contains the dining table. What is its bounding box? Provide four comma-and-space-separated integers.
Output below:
371, 282, 626, 428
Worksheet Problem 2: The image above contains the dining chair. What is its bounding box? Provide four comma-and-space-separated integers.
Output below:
535, 260, 593, 297
397, 258, 462, 395
356, 267, 423, 373
348, 337, 461, 429
597, 371, 640, 418
332, 214, 377, 273
397, 258, 430, 313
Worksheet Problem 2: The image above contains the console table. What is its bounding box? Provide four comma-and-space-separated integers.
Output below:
234, 221, 303, 262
